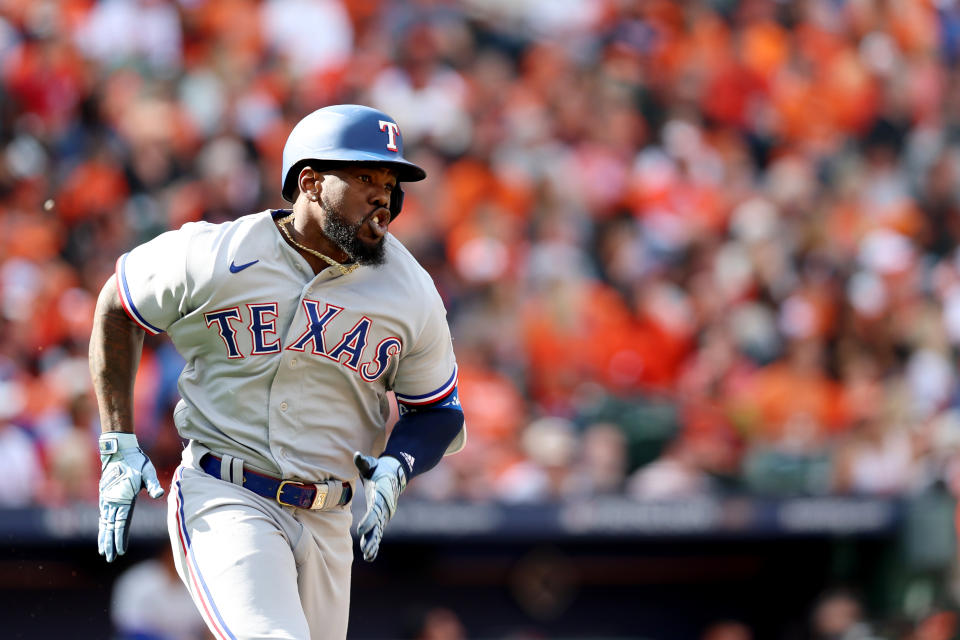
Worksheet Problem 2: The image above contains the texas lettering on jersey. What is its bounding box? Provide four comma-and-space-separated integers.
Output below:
203, 300, 401, 382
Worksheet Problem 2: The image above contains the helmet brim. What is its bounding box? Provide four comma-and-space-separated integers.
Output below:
281, 157, 426, 203
339, 157, 427, 182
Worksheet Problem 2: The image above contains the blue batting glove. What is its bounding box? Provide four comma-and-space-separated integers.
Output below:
98, 433, 164, 563
354, 452, 406, 562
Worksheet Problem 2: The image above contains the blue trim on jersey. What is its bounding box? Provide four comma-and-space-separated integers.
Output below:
175, 470, 236, 640
119, 253, 163, 334
394, 367, 458, 405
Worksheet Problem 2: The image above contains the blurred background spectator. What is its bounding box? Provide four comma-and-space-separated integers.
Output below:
4, 0, 960, 636
809, 588, 877, 640
700, 620, 754, 640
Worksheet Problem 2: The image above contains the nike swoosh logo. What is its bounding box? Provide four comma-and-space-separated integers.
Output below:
229, 259, 259, 273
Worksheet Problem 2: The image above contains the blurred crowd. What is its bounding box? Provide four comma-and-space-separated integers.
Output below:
2, 0, 960, 515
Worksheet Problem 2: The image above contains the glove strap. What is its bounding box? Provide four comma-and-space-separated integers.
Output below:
379, 455, 408, 494
99, 432, 140, 456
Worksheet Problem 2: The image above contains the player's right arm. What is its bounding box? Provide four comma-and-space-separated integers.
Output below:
89, 273, 167, 563
91, 222, 198, 426
91, 225, 201, 562
90, 274, 145, 436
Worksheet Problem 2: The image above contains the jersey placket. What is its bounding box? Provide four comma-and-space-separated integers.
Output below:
266, 270, 343, 477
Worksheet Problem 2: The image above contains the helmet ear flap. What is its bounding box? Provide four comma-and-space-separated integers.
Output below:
390, 186, 404, 219
283, 160, 311, 203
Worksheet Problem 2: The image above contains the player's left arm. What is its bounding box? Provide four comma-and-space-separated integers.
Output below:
383, 386, 464, 477
354, 387, 464, 562
355, 278, 464, 561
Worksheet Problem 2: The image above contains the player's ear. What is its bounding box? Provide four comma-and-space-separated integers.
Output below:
297, 166, 320, 202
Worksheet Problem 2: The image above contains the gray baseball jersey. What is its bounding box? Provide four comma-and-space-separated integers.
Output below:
116, 209, 463, 483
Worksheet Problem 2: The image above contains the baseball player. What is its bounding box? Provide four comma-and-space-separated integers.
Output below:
89, 104, 466, 640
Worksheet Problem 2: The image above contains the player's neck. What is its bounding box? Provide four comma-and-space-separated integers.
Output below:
282, 207, 352, 270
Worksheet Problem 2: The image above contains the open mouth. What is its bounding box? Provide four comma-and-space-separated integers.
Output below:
360, 209, 389, 243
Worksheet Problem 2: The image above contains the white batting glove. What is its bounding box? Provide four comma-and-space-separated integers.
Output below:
98, 433, 164, 563
354, 452, 406, 562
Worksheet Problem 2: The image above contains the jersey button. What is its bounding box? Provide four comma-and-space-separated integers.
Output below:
280, 401, 288, 411
290, 358, 298, 367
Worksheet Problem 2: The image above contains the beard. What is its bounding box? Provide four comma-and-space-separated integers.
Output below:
320, 202, 387, 266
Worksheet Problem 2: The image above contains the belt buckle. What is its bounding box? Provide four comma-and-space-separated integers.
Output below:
310, 483, 329, 510
276, 480, 305, 508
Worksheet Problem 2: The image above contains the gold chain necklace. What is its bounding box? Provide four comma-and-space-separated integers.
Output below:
276, 212, 359, 276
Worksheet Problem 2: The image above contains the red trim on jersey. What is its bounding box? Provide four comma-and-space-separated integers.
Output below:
395, 366, 459, 406
173, 467, 234, 640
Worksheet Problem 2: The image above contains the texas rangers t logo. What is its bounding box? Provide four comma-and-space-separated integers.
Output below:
378, 120, 400, 152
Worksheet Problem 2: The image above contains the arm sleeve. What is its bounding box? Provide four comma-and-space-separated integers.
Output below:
382, 392, 464, 479
114, 226, 195, 334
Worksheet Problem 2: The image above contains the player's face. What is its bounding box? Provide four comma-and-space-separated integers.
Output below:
318, 166, 397, 266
